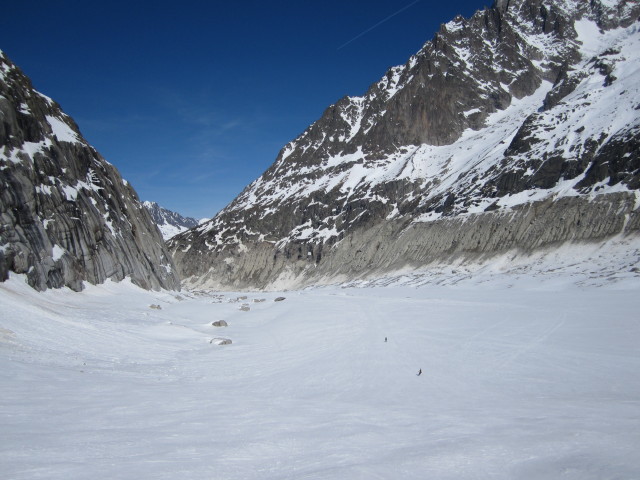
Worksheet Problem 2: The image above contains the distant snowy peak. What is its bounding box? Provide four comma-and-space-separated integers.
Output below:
142, 201, 199, 240
169, 0, 640, 290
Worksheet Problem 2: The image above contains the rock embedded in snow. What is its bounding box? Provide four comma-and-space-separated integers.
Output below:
212, 320, 228, 327
0, 50, 180, 292
169, 0, 640, 291
210, 337, 232, 345
0, 327, 16, 342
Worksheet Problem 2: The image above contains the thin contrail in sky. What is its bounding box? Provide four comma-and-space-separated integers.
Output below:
337, 0, 421, 50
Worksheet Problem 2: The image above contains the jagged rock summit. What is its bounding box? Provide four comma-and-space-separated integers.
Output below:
0, 50, 180, 291
169, 0, 640, 290
143, 201, 199, 240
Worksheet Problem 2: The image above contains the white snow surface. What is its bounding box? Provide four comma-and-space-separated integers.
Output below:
50, 245, 65, 261
157, 223, 190, 241
2, 239, 640, 479
45, 115, 80, 144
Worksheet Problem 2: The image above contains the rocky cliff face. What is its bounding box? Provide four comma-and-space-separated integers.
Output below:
143, 201, 199, 240
169, 0, 640, 290
0, 50, 180, 291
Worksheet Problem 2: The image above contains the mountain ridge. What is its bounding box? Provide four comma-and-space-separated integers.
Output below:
169, 0, 640, 290
142, 201, 200, 240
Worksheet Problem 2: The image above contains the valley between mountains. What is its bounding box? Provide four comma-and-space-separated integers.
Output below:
1, 0, 640, 478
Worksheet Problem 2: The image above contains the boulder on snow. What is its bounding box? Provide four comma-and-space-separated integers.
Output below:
0, 327, 16, 342
212, 320, 228, 327
210, 337, 232, 345
149, 304, 162, 310
274, 297, 286, 302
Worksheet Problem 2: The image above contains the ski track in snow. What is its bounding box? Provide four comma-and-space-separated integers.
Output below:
1, 249, 640, 480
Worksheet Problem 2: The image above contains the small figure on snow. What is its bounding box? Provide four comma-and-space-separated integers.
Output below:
384, 337, 387, 342
417, 368, 422, 376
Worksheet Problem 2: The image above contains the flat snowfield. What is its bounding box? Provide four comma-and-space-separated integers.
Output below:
1, 267, 639, 479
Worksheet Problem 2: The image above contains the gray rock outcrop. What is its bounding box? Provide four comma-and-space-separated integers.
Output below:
0, 50, 180, 291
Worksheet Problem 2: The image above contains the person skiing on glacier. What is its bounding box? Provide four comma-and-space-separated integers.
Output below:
417, 368, 422, 376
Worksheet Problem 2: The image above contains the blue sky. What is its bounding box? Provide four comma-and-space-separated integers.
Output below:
2, 1, 490, 219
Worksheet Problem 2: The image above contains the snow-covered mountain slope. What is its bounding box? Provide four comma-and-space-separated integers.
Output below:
169, 0, 640, 290
142, 201, 199, 240
0, 50, 180, 291
1, 246, 639, 478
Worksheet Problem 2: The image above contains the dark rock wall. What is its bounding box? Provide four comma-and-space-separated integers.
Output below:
0, 50, 180, 291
